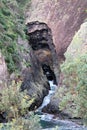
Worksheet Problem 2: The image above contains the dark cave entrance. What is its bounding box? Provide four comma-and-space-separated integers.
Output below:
42, 64, 57, 85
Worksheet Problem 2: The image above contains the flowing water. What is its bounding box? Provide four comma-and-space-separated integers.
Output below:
36, 80, 87, 130
1, 80, 87, 130
37, 81, 57, 111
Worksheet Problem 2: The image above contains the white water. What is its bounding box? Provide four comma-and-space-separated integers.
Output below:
36, 81, 87, 130
37, 80, 57, 112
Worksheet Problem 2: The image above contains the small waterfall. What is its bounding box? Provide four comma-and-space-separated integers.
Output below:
37, 80, 57, 112
35, 81, 87, 130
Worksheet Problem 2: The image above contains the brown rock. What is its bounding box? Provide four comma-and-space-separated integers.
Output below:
21, 21, 59, 110
34, 49, 52, 64
27, 21, 60, 82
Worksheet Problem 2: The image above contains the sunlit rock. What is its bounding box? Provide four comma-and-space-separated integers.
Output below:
0, 51, 8, 90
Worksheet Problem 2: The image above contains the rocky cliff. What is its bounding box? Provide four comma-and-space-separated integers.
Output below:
25, 0, 87, 60
20, 21, 59, 110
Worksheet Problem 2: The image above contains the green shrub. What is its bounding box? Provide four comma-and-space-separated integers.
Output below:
0, 114, 41, 130
1, 8, 11, 16
0, 113, 41, 130
0, 0, 28, 73
0, 80, 41, 130
0, 81, 34, 117
59, 53, 87, 119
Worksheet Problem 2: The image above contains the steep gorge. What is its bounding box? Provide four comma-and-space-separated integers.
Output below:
0, 0, 87, 120
21, 0, 87, 114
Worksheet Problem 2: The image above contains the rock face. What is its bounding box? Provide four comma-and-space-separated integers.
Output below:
26, 0, 87, 60
0, 52, 8, 90
27, 21, 60, 82
65, 22, 87, 57
0, 52, 8, 123
21, 49, 50, 110
21, 21, 59, 110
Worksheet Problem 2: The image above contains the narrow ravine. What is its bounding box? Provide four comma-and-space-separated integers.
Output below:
24, 21, 87, 130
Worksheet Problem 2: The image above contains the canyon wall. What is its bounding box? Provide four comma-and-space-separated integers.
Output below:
25, 0, 87, 60
24, 0, 87, 114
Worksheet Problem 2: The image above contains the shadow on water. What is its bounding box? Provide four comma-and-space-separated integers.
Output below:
40, 120, 56, 129
40, 118, 87, 130
35, 111, 87, 130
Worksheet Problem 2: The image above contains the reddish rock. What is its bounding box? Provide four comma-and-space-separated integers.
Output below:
26, 0, 87, 59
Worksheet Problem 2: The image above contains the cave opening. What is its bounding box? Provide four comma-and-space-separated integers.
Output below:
42, 64, 57, 85
28, 29, 50, 51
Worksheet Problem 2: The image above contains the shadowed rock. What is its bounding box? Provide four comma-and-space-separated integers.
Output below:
21, 21, 59, 110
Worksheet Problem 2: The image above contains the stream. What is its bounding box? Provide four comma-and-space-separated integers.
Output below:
0, 80, 87, 130
35, 80, 87, 130
37, 81, 57, 112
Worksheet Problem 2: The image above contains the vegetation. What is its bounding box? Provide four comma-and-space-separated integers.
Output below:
0, 115, 41, 130
0, 0, 42, 129
0, 81, 41, 130
0, 0, 29, 73
59, 54, 87, 118
58, 31, 87, 119
0, 0, 87, 129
